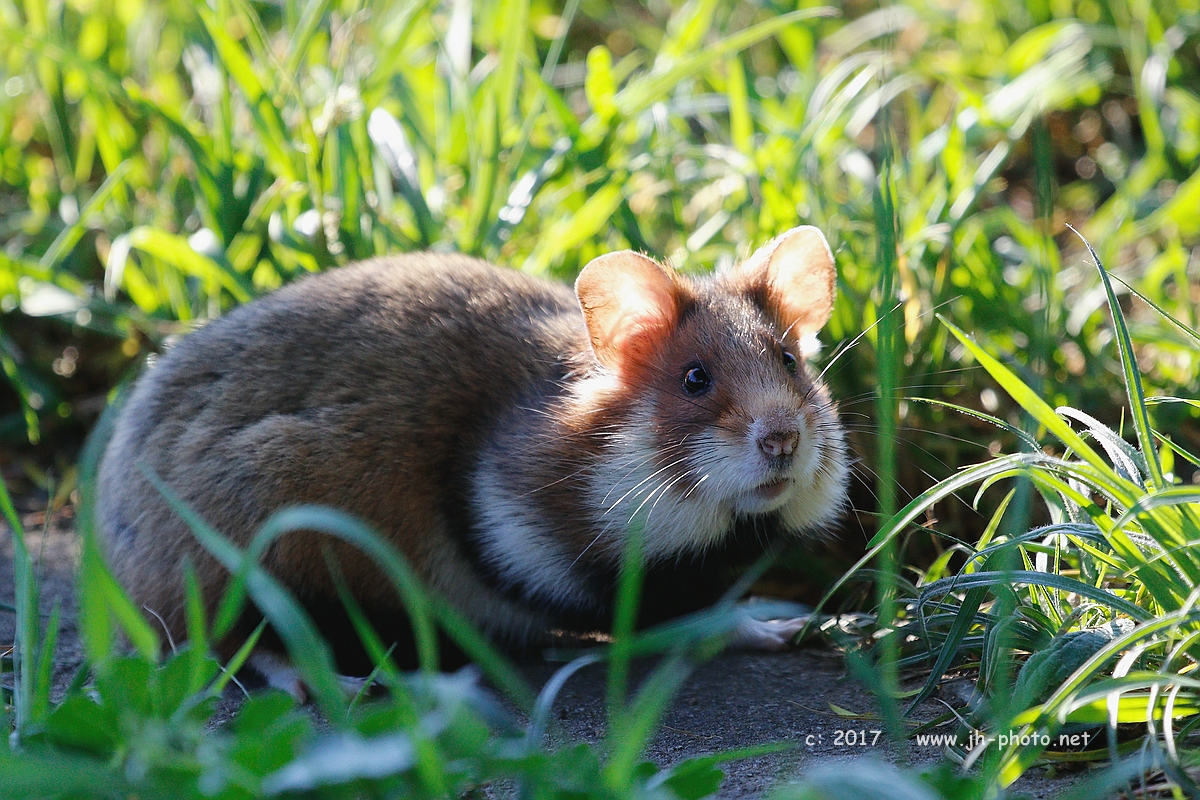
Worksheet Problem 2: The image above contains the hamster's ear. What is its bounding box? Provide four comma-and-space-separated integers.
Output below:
576, 251, 680, 374
730, 226, 836, 338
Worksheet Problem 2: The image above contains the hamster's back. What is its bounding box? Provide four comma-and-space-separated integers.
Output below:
97, 253, 584, 657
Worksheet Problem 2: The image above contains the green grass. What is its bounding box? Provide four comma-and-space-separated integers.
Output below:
2, 0, 1200, 797
1, 0, 1198, 459
812, 238, 1200, 791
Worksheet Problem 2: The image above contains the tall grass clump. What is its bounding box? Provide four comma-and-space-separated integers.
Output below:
812, 234, 1200, 792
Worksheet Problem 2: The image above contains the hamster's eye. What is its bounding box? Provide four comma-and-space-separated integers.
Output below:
682, 365, 712, 395
782, 351, 798, 375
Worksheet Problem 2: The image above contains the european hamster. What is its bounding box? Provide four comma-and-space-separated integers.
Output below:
96, 226, 849, 682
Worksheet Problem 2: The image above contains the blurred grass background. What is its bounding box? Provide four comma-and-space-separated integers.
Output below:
0, 0, 1198, 590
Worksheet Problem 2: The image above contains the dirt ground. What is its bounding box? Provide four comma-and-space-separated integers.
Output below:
1, 516, 1092, 798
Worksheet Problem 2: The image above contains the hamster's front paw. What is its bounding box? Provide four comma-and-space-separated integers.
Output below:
245, 649, 376, 703
247, 649, 309, 702
728, 615, 811, 651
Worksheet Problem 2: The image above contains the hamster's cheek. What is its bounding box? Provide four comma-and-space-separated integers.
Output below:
587, 404, 733, 559
682, 428, 770, 504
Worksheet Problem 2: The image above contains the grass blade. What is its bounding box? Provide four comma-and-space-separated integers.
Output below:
905, 586, 986, 714
0, 472, 36, 740
197, 4, 297, 182
615, 8, 837, 118
121, 227, 253, 304
37, 161, 131, 270
909, 398, 1042, 452
919, 570, 1151, 622
809, 454, 1031, 622
1109, 274, 1200, 347
939, 316, 1113, 477
1067, 225, 1165, 489
141, 468, 347, 717
606, 517, 645, 721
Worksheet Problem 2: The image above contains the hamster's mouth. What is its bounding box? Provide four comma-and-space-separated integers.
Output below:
753, 478, 792, 500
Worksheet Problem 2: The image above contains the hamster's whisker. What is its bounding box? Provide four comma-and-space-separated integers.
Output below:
814, 303, 900, 385
520, 465, 594, 496
841, 426, 987, 471
570, 529, 609, 569
642, 471, 693, 523
599, 453, 670, 504
627, 472, 682, 525
682, 473, 710, 500
570, 514, 630, 569
834, 384, 971, 408
604, 454, 694, 513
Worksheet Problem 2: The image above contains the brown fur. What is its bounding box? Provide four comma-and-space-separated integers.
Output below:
97, 232, 847, 670
98, 254, 581, 660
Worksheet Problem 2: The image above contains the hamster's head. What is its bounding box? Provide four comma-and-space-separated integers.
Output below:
574, 227, 849, 559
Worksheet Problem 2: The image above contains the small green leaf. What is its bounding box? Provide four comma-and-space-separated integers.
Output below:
44, 695, 120, 756
233, 691, 297, 736
122, 227, 252, 304
1012, 619, 1135, 710
95, 656, 153, 717
660, 759, 724, 800
525, 181, 623, 273
585, 46, 617, 123
263, 731, 416, 793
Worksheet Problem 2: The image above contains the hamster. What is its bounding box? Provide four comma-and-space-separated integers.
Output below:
95, 225, 849, 682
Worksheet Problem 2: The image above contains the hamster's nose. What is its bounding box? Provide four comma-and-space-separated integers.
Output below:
758, 431, 799, 458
